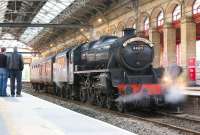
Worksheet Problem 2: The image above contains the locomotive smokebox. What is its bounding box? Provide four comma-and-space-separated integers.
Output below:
123, 28, 136, 37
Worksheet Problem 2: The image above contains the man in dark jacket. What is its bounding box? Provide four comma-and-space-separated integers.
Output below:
0, 47, 8, 96
7, 47, 24, 97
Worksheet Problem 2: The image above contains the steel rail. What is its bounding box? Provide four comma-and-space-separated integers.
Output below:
119, 113, 200, 135
157, 111, 200, 123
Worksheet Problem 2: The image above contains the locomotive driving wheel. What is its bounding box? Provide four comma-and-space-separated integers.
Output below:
61, 84, 67, 98
88, 80, 96, 105
116, 101, 126, 113
79, 78, 90, 103
53, 83, 57, 95
106, 96, 113, 110
88, 89, 96, 105
80, 85, 87, 103
96, 92, 106, 107
56, 85, 62, 97
64, 85, 70, 99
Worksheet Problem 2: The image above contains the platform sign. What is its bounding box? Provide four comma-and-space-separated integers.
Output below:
188, 57, 196, 81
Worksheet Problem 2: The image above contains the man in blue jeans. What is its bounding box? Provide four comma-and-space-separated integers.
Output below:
0, 47, 8, 96
7, 47, 24, 97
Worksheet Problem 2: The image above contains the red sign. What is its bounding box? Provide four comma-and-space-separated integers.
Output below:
188, 57, 196, 81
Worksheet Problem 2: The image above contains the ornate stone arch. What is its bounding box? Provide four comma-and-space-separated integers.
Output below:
126, 16, 136, 29
116, 21, 126, 36
184, 0, 195, 16
96, 31, 102, 38
109, 24, 117, 36
138, 12, 150, 31
165, 0, 183, 22
117, 21, 126, 31
150, 7, 165, 28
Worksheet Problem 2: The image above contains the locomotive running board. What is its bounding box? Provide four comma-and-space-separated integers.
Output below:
74, 69, 109, 74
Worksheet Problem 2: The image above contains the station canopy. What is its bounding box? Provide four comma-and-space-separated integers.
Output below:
20, 0, 75, 43
0, 0, 121, 51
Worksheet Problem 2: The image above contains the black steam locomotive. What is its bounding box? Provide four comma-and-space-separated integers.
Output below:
30, 28, 165, 112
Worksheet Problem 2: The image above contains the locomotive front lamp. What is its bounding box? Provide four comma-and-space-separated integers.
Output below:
162, 75, 173, 86
163, 76, 170, 83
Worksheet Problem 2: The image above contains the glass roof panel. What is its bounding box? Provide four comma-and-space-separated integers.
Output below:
61, 0, 74, 6
20, 0, 75, 43
0, 1, 8, 23
34, 13, 53, 23
0, 1, 8, 35
56, 3, 66, 9
21, 27, 44, 43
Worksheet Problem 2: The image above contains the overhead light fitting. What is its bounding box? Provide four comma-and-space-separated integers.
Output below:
98, 18, 102, 23
80, 28, 84, 32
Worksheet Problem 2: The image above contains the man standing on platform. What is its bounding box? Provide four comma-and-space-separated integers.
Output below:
7, 47, 24, 97
0, 47, 8, 96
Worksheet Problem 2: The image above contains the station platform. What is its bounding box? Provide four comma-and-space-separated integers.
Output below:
0, 93, 136, 135
183, 87, 200, 96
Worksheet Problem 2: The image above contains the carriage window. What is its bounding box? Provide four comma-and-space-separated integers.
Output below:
173, 5, 181, 21
144, 17, 149, 31
157, 11, 164, 26
193, 0, 200, 14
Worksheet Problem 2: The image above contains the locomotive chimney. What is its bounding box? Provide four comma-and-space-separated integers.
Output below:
123, 28, 136, 37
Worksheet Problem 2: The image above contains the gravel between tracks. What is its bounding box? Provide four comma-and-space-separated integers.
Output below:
23, 84, 186, 135
153, 116, 200, 132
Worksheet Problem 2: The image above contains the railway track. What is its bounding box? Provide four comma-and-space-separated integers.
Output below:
23, 85, 200, 135
121, 112, 200, 135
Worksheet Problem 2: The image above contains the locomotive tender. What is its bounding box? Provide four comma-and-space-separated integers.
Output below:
30, 28, 165, 112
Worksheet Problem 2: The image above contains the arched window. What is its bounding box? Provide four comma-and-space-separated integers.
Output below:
157, 10, 164, 26
133, 23, 136, 29
144, 17, 149, 31
193, 0, 200, 14
173, 5, 181, 21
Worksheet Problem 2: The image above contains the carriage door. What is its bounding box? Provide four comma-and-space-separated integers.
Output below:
65, 52, 69, 82
68, 50, 74, 84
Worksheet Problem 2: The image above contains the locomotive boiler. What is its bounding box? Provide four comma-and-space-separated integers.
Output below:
30, 28, 165, 112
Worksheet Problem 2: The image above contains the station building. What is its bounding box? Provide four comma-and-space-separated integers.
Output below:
38, 0, 200, 85
1, 0, 199, 85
